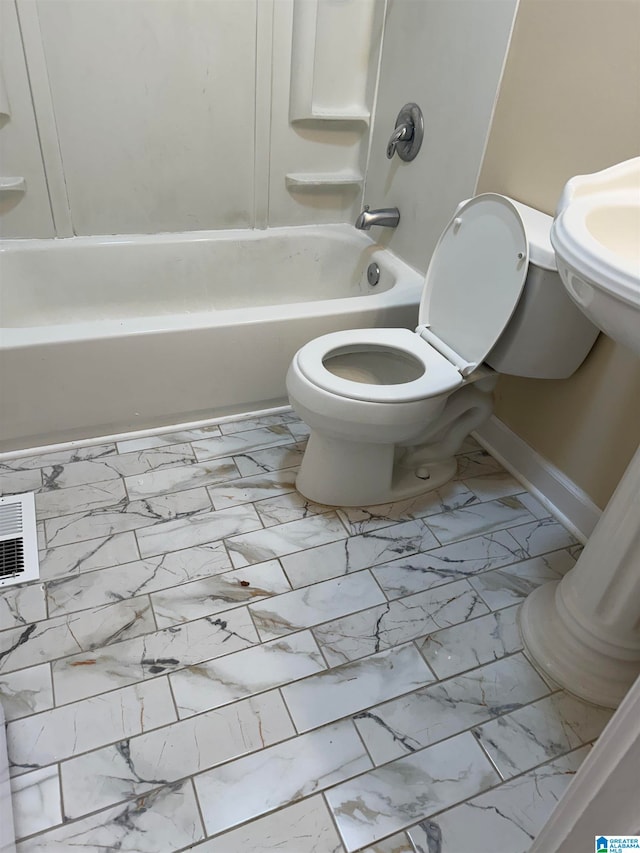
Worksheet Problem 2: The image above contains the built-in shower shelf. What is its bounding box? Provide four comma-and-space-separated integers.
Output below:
290, 109, 370, 125
285, 171, 363, 190
0, 177, 26, 193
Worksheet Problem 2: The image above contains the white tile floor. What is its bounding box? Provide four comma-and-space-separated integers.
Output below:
0, 411, 613, 852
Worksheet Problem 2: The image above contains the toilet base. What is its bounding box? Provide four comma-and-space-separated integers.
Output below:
295, 430, 457, 507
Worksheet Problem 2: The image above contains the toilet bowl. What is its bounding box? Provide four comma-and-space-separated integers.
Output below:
286, 194, 600, 507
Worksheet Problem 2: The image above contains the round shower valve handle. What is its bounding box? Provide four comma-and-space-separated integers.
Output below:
386, 103, 424, 162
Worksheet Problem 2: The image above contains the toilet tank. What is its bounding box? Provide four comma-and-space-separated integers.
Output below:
485, 200, 599, 379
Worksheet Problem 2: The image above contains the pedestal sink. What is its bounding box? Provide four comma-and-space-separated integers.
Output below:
519, 157, 640, 708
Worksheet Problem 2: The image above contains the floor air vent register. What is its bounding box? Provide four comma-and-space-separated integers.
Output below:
0, 493, 40, 588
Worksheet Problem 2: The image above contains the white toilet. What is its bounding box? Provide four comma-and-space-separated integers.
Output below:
286, 193, 599, 507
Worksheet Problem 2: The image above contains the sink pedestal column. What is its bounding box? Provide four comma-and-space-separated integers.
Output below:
520, 444, 640, 709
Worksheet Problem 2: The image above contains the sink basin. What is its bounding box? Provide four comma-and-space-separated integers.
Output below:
551, 158, 640, 355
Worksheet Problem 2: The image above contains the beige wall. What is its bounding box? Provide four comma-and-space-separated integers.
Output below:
477, 0, 640, 510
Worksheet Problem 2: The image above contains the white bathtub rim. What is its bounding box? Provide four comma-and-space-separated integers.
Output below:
0, 283, 422, 348
0, 222, 376, 251
0, 404, 296, 462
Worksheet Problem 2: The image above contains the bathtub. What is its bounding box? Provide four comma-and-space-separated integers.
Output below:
0, 225, 422, 452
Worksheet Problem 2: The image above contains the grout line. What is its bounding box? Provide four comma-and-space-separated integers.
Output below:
349, 713, 377, 769
17, 734, 590, 849
245, 603, 263, 644
410, 637, 438, 682
2, 536, 571, 676
48, 659, 56, 709
312, 628, 333, 670
277, 684, 299, 735
5, 626, 518, 726
472, 728, 507, 782
321, 789, 351, 851
36, 481, 543, 551
56, 761, 66, 826
165, 673, 182, 724
148, 592, 160, 633
189, 775, 208, 845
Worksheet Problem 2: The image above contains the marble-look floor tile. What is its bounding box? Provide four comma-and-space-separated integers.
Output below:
51, 605, 259, 704
226, 513, 348, 568
425, 497, 535, 546
282, 643, 434, 733
407, 746, 589, 853
35, 479, 126, 520
0, 468, 42, 496
254, 490, 332, 527
353, 654, 549, 765
417, 605, 522, 679
0, 596, 154, 674
455, 450, 504, 480
192, 425, 294, 462
473, 691, 612, 778
170, 630, 326, 717
45, 486, 211, 547
125, 457, 239, 500
507, 517, 578, 557
361, 833, 414, 853
370, 531, 524, 599
2, 412, 595, 853
325, 730, 499, 852
7, 677, 176, 777
116, 425, 221, 453
36, 521, 46, 550
233, 441, 307, 477
287, 420, 311, 441
189, 795, 344, 853
207, 467, 299, 510
249, 571, 385, 641
38, 530, 140, 582
136, 502, 262, 558
469, 550, 575, 610
151, 560, 291, 627
60, 690, 294, 820
282, 520, 439, 588
16, 779, 204, 852
40, 443, 196, 490
462, 471, 524, 502
10, 765, 62, 840
0, 584, 47, 632
2, 443, 117, 472
219, 412, 299, 435
336, 483, 479, 535
0, 664, 53, 722
313, 580, 488, 666
194, 720, 372, 837
45, 541, 232, 617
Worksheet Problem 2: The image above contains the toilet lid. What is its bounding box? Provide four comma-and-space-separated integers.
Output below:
419, 193, 529, 366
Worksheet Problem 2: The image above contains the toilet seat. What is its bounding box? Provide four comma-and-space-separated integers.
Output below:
294, 328, 463, 403
293, 194, 529, 408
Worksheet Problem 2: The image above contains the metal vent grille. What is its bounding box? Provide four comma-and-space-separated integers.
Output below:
0, 538, 24, 579
0, 493, 39, 587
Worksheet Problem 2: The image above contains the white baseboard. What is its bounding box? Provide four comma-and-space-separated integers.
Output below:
474, 415, 601, 543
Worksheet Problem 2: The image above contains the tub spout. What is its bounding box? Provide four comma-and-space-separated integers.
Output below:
355, 205, 400, 230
